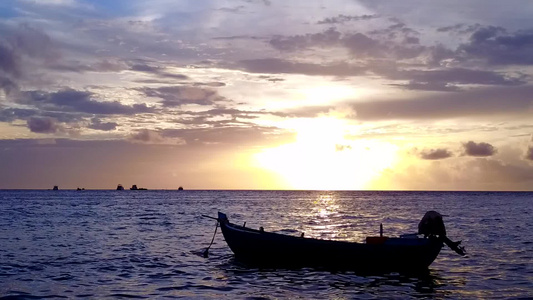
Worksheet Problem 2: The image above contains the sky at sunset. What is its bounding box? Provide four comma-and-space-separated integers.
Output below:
1, 0, 533, 190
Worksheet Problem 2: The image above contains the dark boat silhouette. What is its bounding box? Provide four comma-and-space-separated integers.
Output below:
130, 185, 147, 190
213, 212, 463, 271
52, 185, 58, 190
178, 186, 184, 190
116, 184, 124, 190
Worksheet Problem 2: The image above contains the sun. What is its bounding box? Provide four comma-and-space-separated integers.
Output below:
254, 117, 399, 190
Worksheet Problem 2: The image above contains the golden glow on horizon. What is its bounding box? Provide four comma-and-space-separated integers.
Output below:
254, 118, 399, 190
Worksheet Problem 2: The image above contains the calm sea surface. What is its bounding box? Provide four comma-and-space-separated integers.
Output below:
0, 190, 531, 299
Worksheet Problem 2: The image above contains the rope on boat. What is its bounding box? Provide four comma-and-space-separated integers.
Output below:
203, 219, 219, 258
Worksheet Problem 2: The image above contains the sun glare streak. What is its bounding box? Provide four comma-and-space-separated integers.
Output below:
254, 118, 399, 190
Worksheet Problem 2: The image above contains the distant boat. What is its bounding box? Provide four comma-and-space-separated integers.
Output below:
178, 186, 184, 190
130, 185, 147, 190
76, 187, 85, 191
52, 185, 58, 190
116, 184, 124, 190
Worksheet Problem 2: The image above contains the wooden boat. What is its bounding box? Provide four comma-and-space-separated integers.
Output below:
216, 212, 445, 271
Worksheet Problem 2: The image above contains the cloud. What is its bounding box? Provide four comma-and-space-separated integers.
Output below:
269, 27, 424, 60
387, 68, 526, 91
458, 26, 533, 65
317, 14, 378, 25
138, 86, 226, 107
88, 118, 118, 131
391, 81, 460, 92
48, 59, 128, 73
237, 58, 366, 76
18, 89, 154, 115
0, 24, 59, 94
269, 28, 408, 59
369, 20, 420, 39
0, 107, 37, 122
129, 62, 189, 80
162, 125, 294, 147
420, 148, 453, 160
437, 23, 481, 35
525, 146, 533, 161
376, 157, 533, 190
27, 117, 59, 133
463, 141, 497, 157
347, 85, 533, 121
128, 129, 185, 145
269, 28, 343, 52
0, 41, 21, 78
192, 82, 226, 87
0, 75, 18, 95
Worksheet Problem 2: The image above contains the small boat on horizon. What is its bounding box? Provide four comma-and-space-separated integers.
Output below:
52, 185, 58, 191
116, 184, 124, 190
208, 211, 465, 272
130, 185, 147, 190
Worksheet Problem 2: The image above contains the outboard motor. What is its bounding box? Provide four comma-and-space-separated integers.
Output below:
419, 211, 466, 256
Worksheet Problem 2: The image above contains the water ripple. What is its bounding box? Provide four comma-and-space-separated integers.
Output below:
1, 190, 532, 299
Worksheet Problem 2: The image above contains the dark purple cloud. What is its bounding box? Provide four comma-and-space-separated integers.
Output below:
129, 62, 189, 80
458, 26, 533, 65
463, 141, 497, 157
0, 107, 37, 122
138, 86, 225, 107
260, 24, 533, 93
88, 118, 118, 131
317, 14, 378, 25
420, 148, 453, 160
0, 41, 21, 77
437, 23, 481, 35
1, 25, 56, 64
19, 89, 154, 115
27, 117, 58, 133
269, 28, 343, 52
0, 24, 59, 95
270, 28, 422, 59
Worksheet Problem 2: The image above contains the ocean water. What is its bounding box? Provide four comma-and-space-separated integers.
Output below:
0, 190, 531, 299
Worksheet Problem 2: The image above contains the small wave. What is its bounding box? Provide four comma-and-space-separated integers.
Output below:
107, 294, 148, 299
157, 284, 235, 292
51, 274, 74, 281
0, 293, 68, 299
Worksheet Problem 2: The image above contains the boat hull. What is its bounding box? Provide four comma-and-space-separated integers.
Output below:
218, 212, 442, 271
